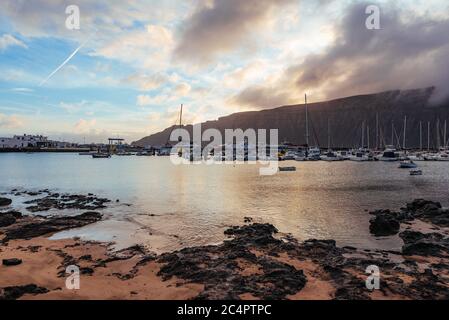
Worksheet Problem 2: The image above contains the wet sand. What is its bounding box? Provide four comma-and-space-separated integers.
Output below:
1, 237, 203, 300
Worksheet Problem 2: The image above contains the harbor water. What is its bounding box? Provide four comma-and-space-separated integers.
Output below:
1, 152, 449, 253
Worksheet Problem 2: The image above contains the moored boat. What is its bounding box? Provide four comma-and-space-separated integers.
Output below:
350, 151, 370, 162
410, 169, 423, 176
321, 151, 343, 162
436, 152, 449, 161
399, 160, 417, 169
377, 146, 400, 162
279, 166, 296, 172
92, 153, 111, 159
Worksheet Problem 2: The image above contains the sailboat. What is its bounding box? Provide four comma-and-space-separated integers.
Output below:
435, 121, 449, 161
296, 94, 321, 161
350, 121, 370, 161
321, 119, 343, 161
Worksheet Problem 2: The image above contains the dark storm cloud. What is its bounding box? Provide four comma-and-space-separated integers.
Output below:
174, 0, 295, 65
233, 2, 449, 108
230, 85, 296, 109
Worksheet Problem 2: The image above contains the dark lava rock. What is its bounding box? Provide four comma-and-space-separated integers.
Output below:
157, 223, 306, 299
0, 214, 16, 227
0, 197, 12, 207
400, 231, 449, 257
224, 223, 280, 246
2, 211, 102, 241
2, 258, 22, 266
0, 284, 49, 300
407, 199, 442, 214
80, 267, 95, 275
369, 214, 401, 236
24, 193, 111, 213
404, 199, 449, 226
1, 211, 22, 219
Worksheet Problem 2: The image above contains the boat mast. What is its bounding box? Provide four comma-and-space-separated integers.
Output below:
375, 113, 379, 150
305, 94, 309, 147
327, 118, 330, 151
428, 121, 431, 152
179, 104, 183, 129
444, 120, 447, 148
437, 119, 440, 150
176, 104, 184, 144
367, 125, 370, 150
403, 116, 407, 151
391, 121, 394, 146
419, 121, 423, 151
361, 121, 365, 149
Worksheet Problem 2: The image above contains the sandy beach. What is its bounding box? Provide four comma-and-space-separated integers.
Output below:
1, 192, 449, 300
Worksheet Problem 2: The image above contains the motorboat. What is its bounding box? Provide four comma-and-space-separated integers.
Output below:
136, 151, 153, 156
336, 150, 351, 160
350, 151, 370, 162
399, 160, 418, 169
294, 149, 307, 161
377, 146, 400, 162
436, 152, 449, 161
407, 153, 425, 161
92, 153, 111, 159
280, 150, 296, 161
279, 166, 296, 172
423, 153, 438, 161
410, 169, 423, 176
321, 151, 343, 161
306, 147, 321, 161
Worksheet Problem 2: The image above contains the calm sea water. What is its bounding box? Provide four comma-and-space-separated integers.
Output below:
1, 152, 449, 253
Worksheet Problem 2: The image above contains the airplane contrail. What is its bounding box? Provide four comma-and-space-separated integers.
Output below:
39, 36, 92, 87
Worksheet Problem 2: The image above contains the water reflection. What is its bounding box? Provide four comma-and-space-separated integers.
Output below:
1, 153, 448, 253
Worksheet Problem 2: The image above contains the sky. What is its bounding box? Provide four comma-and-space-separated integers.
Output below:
0, 0, 448, 143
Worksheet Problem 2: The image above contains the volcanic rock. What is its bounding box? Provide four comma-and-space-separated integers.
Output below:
0, 197, 12, 207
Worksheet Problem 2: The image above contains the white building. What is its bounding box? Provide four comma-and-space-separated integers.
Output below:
0, 134, 49, 149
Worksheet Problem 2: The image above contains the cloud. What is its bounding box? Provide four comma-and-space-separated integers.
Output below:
10, 87, 34, 93
136, 95, 152, 107
174, 82, 191, 96
74, 118, 97, 133
223, 60, 268, 89
232, 2, 449, 108
230, 85, 295, 109
0, 34, 27, 51
0, 1, 181, 71
136, 93, 175, 107
174, 0, 295, 65
92, 24, 175, 70
0, 1, 176, 38
60, 100, 87, 113
0, 113, 24, 129
125, 73, 169, 91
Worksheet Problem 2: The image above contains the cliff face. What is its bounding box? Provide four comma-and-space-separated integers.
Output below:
133, 87, 449, 149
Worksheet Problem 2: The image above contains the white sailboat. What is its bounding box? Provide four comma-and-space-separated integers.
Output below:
350, 151, 370, 162
321, 119, 343, 161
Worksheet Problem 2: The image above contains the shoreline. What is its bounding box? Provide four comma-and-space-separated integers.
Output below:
1, 193, 449, 300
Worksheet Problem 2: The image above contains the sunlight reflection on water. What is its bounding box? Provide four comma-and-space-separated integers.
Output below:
1, 153, 448, 253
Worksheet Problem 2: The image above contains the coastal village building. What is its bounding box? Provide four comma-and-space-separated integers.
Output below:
0, 134, 82, 149
0, 134, 49, 149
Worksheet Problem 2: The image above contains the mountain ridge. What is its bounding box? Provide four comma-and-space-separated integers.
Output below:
133, 87, 449, 149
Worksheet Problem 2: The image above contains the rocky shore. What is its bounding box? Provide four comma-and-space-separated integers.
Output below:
1, 191, 449, 300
